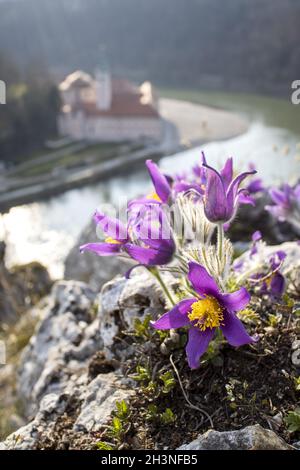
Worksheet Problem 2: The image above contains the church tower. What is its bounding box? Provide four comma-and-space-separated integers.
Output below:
95, 51, 112, 111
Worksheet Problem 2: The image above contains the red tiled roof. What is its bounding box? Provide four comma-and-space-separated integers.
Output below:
73, 93, 159, 118
111, 78, 139, 95
61, 73, 159, 118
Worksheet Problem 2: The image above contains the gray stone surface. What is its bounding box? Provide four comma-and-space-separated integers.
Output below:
235, 241, 300, 280
18, 280, 100, 417
64, 220, 131, 291
178, 424, 292, 450
0, 263, 295, 450
0, 270, 167, 449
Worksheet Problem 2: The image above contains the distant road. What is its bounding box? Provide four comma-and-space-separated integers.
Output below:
4, 142, 88, 178
160, 98, 248, 146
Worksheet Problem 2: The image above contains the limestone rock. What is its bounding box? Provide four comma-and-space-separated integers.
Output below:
98, 270, 167, 352
74, 373, 134, 433
18, 280, 100, 417
0, 241, 52, 325
1, 270, 167, 449
64, 221, 130, 291
235, 241, 300, 279
178, 424, 291, 450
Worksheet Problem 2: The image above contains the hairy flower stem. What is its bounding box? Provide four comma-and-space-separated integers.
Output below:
217, 223, 224, 262
149, 267, 176, 306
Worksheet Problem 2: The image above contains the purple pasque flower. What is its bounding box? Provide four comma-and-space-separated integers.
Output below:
192, 152, 207, 185
251, 250, 286, 299
250, 230, 262, 257
202, 158, 256, 224
152, 262, 257, 369
246, 178, 264, 195
263, 250, 286, 299
80, 208, 175, 267
145, 160, 172, 204
266, 184, 300, 224
173, 151, 207, 196
144, 159, 204, 205
245, 163, 265, 196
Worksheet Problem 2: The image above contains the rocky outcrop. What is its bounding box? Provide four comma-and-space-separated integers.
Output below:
178, 424, 292, 450
236, 241, 300, 284
0, 242, 52, 324
64, 221, 131, 291
2, 242, 299, 450
0, 270, 167, 449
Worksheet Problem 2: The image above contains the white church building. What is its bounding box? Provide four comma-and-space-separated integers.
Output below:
57, 69, 162, 142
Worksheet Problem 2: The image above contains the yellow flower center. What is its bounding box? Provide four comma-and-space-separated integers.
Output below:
147, 192, 162, 202
188, 297, 224, 331
105, 237, 122, 244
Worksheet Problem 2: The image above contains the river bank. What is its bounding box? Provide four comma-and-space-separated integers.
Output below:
0, 98, 248, 213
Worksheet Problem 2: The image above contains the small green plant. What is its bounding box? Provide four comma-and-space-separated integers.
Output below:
160, 408, 176, 425
225, 379, 255, 411
145, 404, 176, 424
107, 416, 123, 440
159, 371, 176, 394
132, 365, 151, 383
238, 308, 260, 324
267, 313, 282, 327
104, 400, 131, 446
226, 277, 240, 293
115, 399, 130, 420
285, 409, 300, 432
96, 441, 114, 450
146, 404, 158, 421
282, 293, 295, 308
133, 314, 152, 339
144, 380, 158, 396
293, 377, 300, 392
225, 379, 240, 410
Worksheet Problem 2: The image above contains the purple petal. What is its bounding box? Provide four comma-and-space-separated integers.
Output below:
79, 242, 122, 256
270, 273, 285, 298
186, 327, 215, 369
221, 311, 257, 347
173, 181, 204, 196
201, 151, 207, 166
139, 237, 175, 253
269, 188, 289, 207
188, 262, 220, 297
238, 190, 256, 206
247, 178, 264, 194
276, 250, 287, 262
226, 170, 256, 215
93, 211, 128, 241
203, 163, 228, 222
265, 204, 287, 221
128, 197, 161, 208
152, 299, 195, 330
252, 230, 262, 242
220, 287, 250, 313
146, 160, 171, 203
125, 264, 143, 279
125, 243, 173, 265
294, 184, 300, 199
220, 158, 233, 190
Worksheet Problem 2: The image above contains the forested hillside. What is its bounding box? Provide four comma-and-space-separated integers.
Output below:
0, 0, 299, 96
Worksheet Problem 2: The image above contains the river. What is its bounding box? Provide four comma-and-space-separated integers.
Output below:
1, 93, 300, 279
